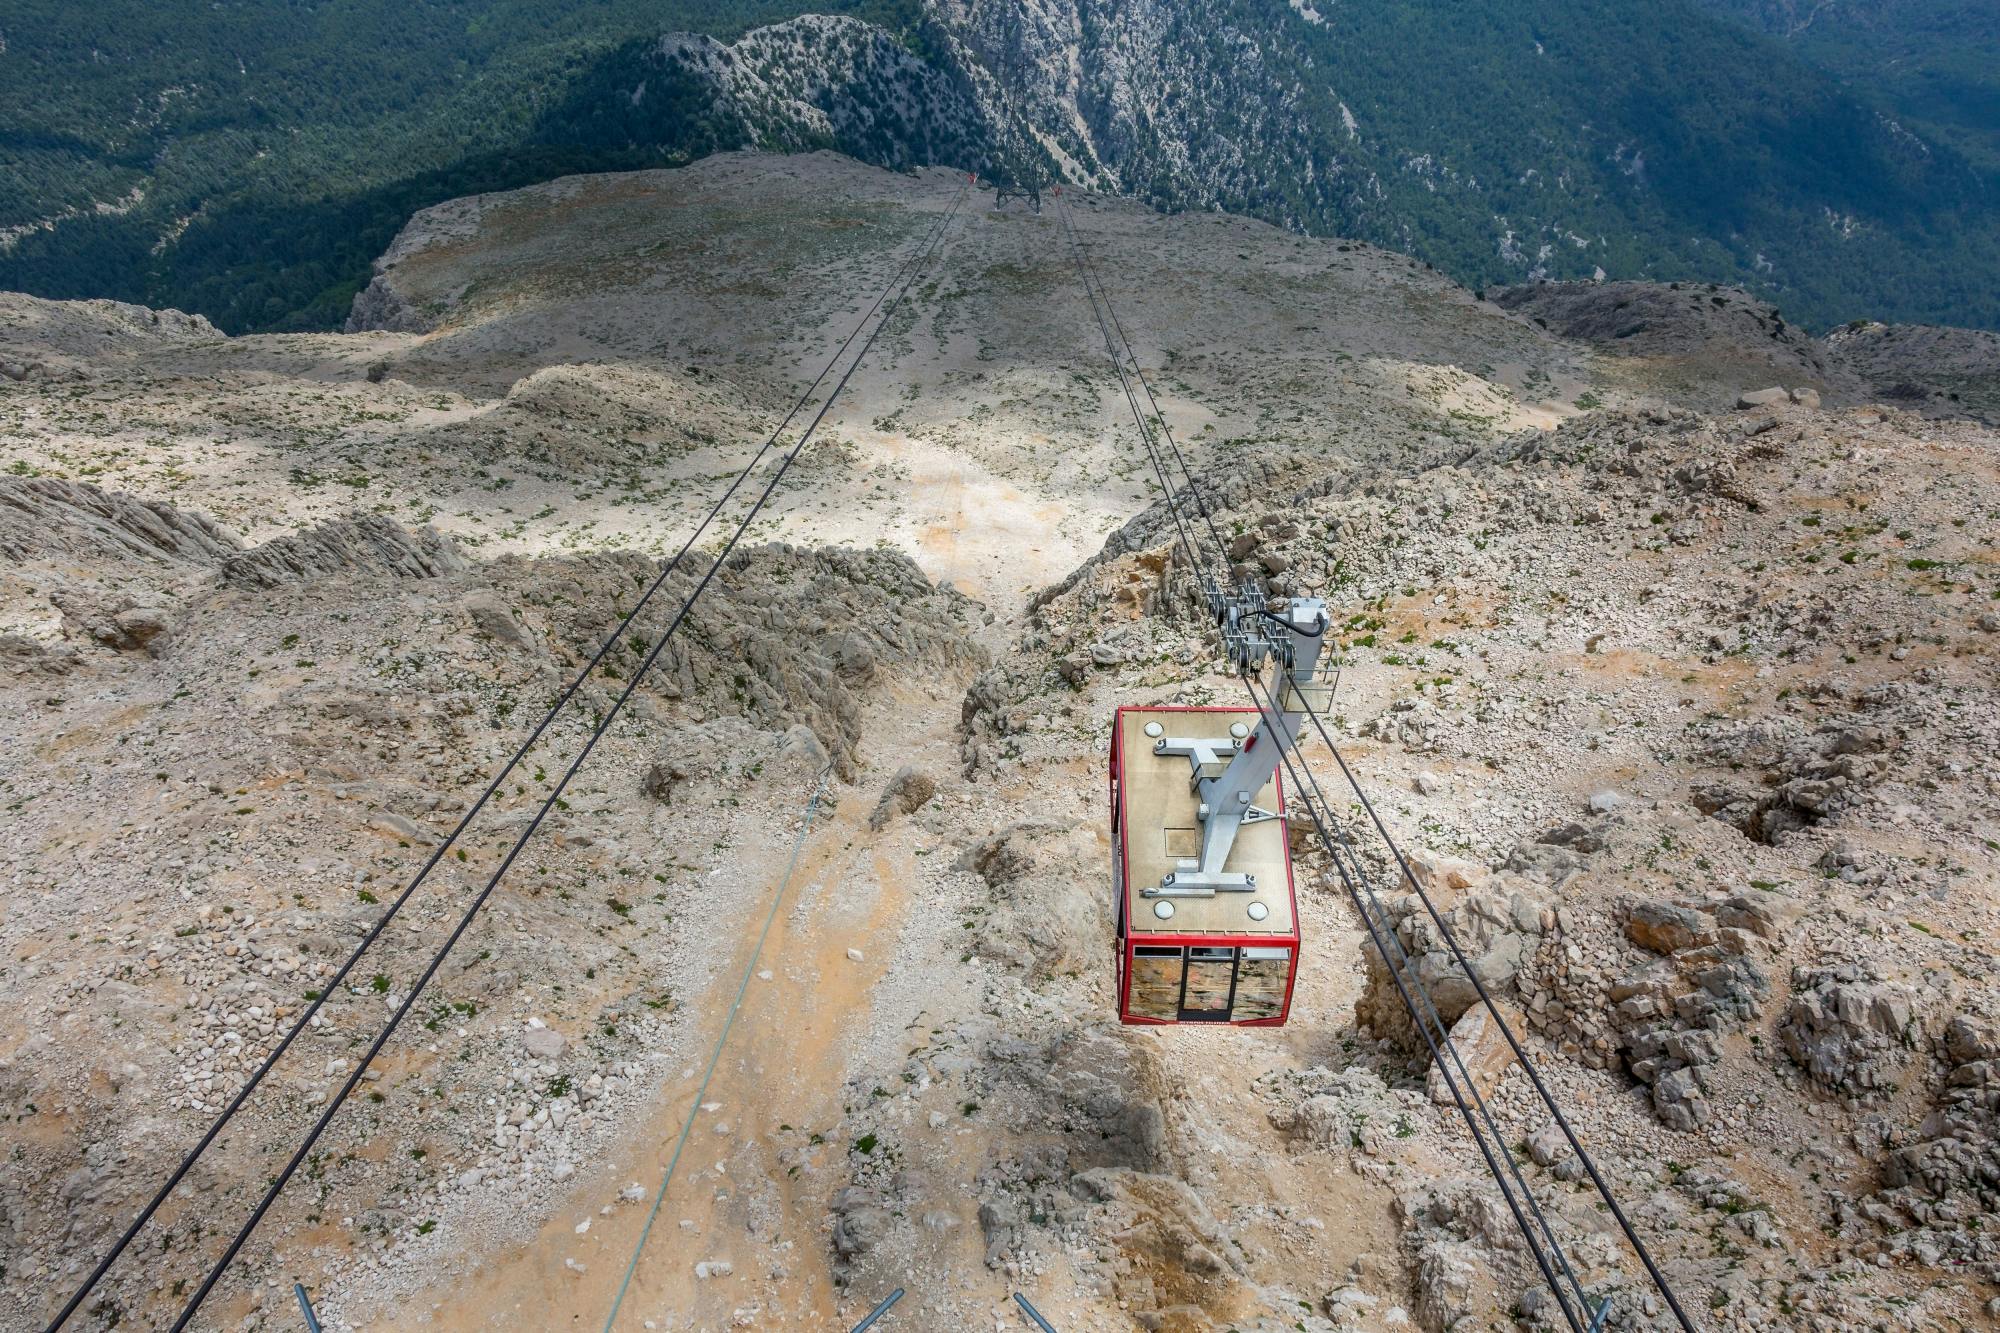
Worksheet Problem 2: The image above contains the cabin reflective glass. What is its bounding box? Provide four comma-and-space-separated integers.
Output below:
1233, 947, 1292, 1021
1182, 947, 1235, 1014
1129, 947, 1183, 1020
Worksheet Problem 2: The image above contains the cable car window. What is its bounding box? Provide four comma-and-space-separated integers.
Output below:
1129, 947, 1183, 1020
1182, 947, 1236, 1016
1233, 947, 1292, 1021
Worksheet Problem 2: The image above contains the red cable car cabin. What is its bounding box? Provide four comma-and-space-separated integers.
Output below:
1110, 705, 1300, 1026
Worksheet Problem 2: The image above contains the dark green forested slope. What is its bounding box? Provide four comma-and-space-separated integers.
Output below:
936, 0, 1997, 330
0, 0, 931, 332
0, 0, 1993, 334
1237, 0, 1999, 329
1692, 0, 2000, 171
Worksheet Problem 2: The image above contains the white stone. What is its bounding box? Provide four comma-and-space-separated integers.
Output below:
521, 1025, 566, 1059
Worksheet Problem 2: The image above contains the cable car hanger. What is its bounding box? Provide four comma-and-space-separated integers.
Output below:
1145, 578, 1328, 899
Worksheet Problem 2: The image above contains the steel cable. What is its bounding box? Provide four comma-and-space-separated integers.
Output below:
147, 179, 969, 1333
1059, 193, 1232, 567
1294, 696, 1698, 1332
1238, 671, 1593, 1331
41, 176, 967, 1333
1052, 192, 1215, 577
1057, 179, 1692, 1330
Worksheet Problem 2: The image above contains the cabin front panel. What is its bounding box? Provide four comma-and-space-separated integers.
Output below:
1119, 940, 1297, 1024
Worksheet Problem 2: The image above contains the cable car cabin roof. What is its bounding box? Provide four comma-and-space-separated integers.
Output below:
1115, 706, 1296, 939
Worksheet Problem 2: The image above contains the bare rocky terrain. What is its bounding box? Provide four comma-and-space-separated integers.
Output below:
1490, 281, 2000, 426
3, 152, 1999, 1332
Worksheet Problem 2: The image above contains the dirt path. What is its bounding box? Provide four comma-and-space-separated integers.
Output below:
383, 195, 1414, 1332
340, 200, 1140, 1332
400, 679, 1007, 1331
854, 425, 1089, 604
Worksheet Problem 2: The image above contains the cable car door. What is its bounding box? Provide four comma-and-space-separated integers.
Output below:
1180, 947, 1236, 1021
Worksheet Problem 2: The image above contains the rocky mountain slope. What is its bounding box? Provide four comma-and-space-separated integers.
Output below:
573, 15, 999, 175
3, 153, 1999, 1332
1490, 280, 2000, 423
922, 0, 2000, 331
